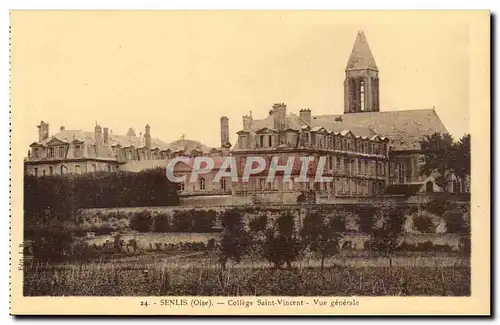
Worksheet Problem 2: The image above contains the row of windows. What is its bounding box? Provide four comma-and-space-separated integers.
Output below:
306, 134, 386, 154
31, 163, 114, 176
122, 149, 168, 161
178, 177, 228, 191
244, 177, 385, 196
32, 145, 83, 159
239, 132, 387, 154
328, 156, 386, 177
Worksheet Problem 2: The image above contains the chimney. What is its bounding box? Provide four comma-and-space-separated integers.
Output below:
242, 111, 253, 130
37, 121, 49, 142
103, 127, 109, 144
272, 103, 287, 131
144, 124, 151, 149
220, 116, 229, 148
299, 109, 311, 125
95, 124, 103, 157
60, 126, 65, 131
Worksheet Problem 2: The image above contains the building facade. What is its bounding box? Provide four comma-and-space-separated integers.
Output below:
24, 122, 228, 177
24, 30, 469, 203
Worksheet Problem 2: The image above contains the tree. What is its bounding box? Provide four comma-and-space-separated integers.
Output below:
454, 134, 471, 179
217, 209, 248, 269
263, 213, 301, 269
420, 132, 471, 189
300, 210, 345, 270
371, 200, 404, 266
420, 132, 455, 177
247, 214, 268, 256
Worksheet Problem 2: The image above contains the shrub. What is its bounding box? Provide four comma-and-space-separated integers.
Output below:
413, 214, 434, 233
192, 210, 217, 232
152, 213, 171, 232
129, 211, 153, 233
171, 211, 195, 232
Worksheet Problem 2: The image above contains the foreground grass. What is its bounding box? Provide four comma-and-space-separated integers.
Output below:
24, 258, 470, 296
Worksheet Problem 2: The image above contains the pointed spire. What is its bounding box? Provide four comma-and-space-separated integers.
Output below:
346, 30, 378, 71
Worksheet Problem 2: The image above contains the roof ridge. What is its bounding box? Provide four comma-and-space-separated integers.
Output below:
313, 108, 437, 118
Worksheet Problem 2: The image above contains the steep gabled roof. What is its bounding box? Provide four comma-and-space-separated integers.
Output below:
346, 30, 378, 71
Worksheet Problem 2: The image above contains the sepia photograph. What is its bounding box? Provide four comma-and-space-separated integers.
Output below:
9, 10, 490, 315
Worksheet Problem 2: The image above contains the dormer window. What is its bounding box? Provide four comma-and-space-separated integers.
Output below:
48, 147, 55, 158
74, 145, 82, 158
58, 146, 65, 158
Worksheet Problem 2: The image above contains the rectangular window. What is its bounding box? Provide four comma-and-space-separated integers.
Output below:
74, 145, 81, 157
358, 160, 362, 174
107, 165, 111, 172
49, 166, 53, 175
91, 164, 96, 172
336, 157, 341, 171
328, 156, 333, 170
34, 168, 38, 176
75, 165, 81, 174
58, 146, 65, 158
42, 169, 46, 176
48, 147, 55, 158
268, 135, 272, 147
398, 162, 406, 183
33, 148, 39, 158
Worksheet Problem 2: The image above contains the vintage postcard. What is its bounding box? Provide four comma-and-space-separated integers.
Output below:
9, 10, 490, 316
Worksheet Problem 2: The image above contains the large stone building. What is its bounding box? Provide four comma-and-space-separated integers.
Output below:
227, 31, 452, 203
24, 122, 228, 177
25, 30, 468, 204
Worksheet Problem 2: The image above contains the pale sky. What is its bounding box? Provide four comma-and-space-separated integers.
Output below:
11, 11, 471, 149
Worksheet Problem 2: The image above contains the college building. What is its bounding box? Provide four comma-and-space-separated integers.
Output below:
24, 30, 469, 204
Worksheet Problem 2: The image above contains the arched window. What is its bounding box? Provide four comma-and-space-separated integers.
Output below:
199, 177, 206, 190
360, 80, 365, 111
426, 181, 434, 193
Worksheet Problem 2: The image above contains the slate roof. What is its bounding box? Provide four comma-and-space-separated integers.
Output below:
245, 113, 377, 138
238, 108, 447, 151
33, 129, 170, 150
313, 109, 448, 151
119, 160, 167, 172
346, 30, 378, 71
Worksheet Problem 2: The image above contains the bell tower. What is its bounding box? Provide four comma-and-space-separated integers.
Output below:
344, 30, 380, 113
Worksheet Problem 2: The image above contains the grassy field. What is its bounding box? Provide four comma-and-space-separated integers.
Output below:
24, 252, 470, 297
